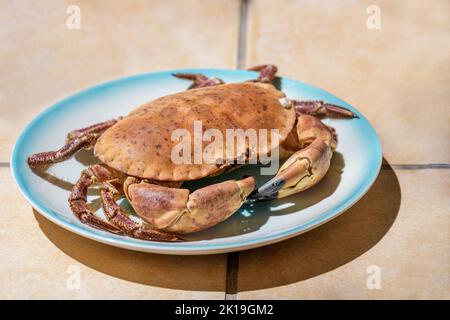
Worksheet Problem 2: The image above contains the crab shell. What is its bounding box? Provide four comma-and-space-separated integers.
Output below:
27, 69, 348, 238
94, 82, 296, 182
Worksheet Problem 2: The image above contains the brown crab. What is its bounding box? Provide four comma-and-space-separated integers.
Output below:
27, 65, 357, 242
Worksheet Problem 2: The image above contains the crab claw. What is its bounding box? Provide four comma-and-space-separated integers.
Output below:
293, 100, 359, 119
248, 138, 332, 201
248, 114, 337, 201
126, 177, 256, 234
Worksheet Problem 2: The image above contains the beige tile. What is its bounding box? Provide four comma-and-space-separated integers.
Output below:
0, 168, 226, 299
247, 0, 450, 164
0, 0, 240, 161
237, 168, 450, 299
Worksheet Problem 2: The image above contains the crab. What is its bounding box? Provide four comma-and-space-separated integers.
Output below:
27, 65, 357, 242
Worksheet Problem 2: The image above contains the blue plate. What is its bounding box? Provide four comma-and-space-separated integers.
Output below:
11, 69, 382, 254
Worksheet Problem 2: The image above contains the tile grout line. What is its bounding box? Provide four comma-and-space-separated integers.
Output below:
382, 163, 450, 170
0, 162, 11, 167
225, 252, 240, 300
236, 0, 249, 70
224, 0, 250, 301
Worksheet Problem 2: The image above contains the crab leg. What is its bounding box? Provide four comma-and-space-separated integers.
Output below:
100, 183, 180, 241
125, 177, 256, 234
69, 165, 124, 234
67, 118, 122, 141
172, 73, 224, 89
28, 133, 101, 168
70, 164, 179, 241
248, 115, 337, 201
27, 118, 119, 167
248, 64, 278, 83
173, 64, 278, 89
294, 100, 358, 118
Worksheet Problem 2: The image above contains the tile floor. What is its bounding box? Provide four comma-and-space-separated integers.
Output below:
0, 0, 448, 299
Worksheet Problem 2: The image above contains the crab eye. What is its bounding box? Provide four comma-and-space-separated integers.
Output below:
278, 97, 292, 109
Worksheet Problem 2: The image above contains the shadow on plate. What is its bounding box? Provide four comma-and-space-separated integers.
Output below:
182, 152, 344, 240
32, 158, 399, 292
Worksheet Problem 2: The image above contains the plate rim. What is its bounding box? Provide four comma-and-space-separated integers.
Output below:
10, 68, 383, 255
